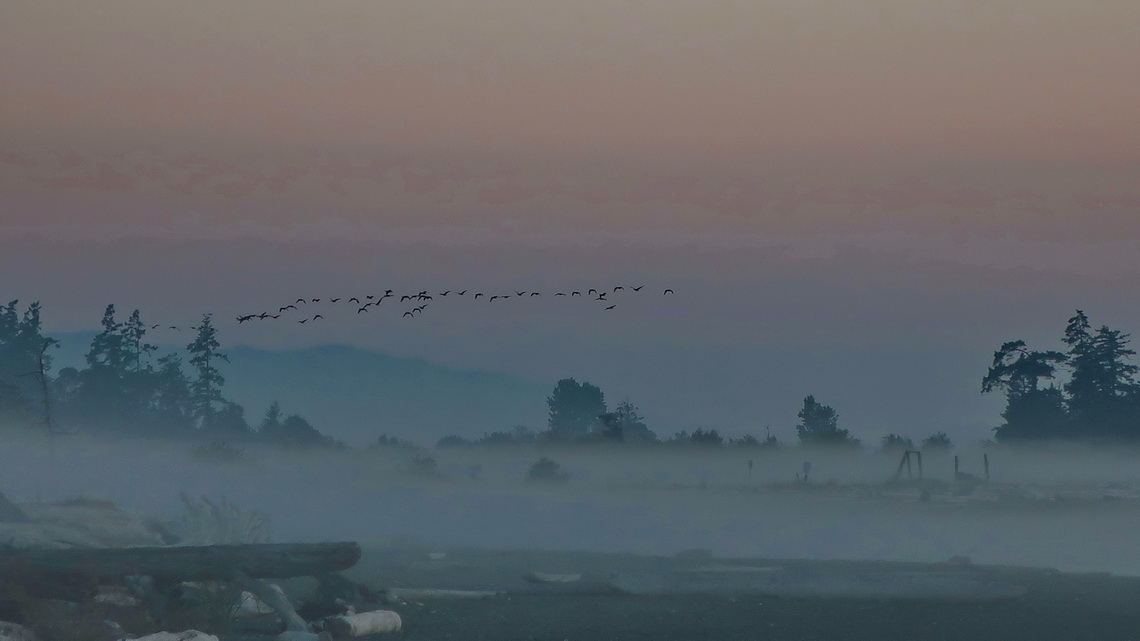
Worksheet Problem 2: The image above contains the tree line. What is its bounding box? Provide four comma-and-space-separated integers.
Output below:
0, 301, 338, 448
982, 310, 1140, 441
7, 300, 1118, 451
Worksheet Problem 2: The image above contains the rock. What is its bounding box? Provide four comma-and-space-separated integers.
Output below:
1, 500, 165, 549
0, 493, 27, 523
0, 621, 35, 641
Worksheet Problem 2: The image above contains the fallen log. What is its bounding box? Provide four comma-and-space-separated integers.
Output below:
0, 542, 361, 582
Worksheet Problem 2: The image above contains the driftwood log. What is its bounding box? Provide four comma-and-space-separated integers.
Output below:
0, 542, 361, 582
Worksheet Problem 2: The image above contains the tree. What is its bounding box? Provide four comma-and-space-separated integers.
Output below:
981, 339, 1069, 441
880, 433, 914, 454
0, 301, 51, 422
1062, 313, 1140, 437
148, 353, 194, 435
598, 401, 656, 443
546, 378, 607, 440
796, 395, 856, 446
921, 431, 952, 451
186, 314, 229, 430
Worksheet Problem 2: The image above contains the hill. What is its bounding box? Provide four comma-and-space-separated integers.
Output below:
49, 332, 549, 446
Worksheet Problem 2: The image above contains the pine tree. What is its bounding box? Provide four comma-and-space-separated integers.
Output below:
186, 314, 229, 429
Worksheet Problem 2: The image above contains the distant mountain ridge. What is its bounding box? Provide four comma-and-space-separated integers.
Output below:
49, 332, 550, 446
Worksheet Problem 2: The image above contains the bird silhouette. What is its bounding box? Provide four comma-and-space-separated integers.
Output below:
296, 298, 306, 304
330, 298, 341, 303
605, 305, 616, 310
663, 289, 674, 295
457, 290, 468, 295
555, 292, 566, 296
474, 293, 484, 299
515, 291, 526, 296
298, 318, 308, 324
402, 311, 413, 318
357, 306, 369, 314
439, 291, 450, 296
631, 285, 643, 291
349, 297, 360, 304
168, 326, 180, 330
530, 292, 541, 296
572, 291, 582, 297
312, 298, 321, 303
589, 289, 598, 296
312, 314, 323, 320
150, 324, 161, 329
613, 286, 624, 292
490, 295, 501, 301
281, 305, 297, 312
400, 295, 412, 302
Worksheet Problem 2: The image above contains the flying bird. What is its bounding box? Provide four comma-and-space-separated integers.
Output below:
631, 286, 643, 291
530, 292, 541, 296
613, 286, 624, 292
296, 298, 306, 304
298, 318, 308, 324
403, 311, 414, 318
571, 291, 581, 297
357, 306, 369, 314
589, 289, 598, 296
330, 298, 341, 303
474, 293, 484, 299
349, 297, 360, 304
400, 295, 412, 302
555, 292, 566, 296
663, 289, 674, 295
439, 291, 450, 296
457, 290, 468, 295
605, 305, 616, 310
312, 314, 323, 320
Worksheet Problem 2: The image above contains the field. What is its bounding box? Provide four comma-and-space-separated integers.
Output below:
5, 434, 1140, 639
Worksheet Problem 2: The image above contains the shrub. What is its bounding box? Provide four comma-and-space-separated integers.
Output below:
922, 431, 953, 451
525, 457, 569, 483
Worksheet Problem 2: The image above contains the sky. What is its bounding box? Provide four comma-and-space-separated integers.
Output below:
2, 1, 1140, 443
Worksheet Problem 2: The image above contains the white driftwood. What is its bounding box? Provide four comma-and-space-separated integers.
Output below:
325, 610, 402, 637
524, 572, 582, 583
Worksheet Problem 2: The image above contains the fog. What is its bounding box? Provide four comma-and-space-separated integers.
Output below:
4, 430, 1140, 575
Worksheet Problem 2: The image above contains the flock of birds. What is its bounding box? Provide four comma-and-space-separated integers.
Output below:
214, 285, 679, 327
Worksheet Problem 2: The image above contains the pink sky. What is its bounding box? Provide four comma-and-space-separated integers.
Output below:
3, 1, 1140, 442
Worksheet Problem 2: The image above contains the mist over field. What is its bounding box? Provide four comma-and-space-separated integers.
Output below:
4, 429, 1140, 575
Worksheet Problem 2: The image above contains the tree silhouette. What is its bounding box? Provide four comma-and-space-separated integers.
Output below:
546, 378, 607, 440
796, 395, 856, 446
186, 314, 229, 430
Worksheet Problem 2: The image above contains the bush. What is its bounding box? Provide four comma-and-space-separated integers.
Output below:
922, 431, 953, 451
409, 455, 438, 475
525, 457, 569, 483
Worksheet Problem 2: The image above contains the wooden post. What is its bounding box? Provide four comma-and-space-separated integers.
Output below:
916, 451, 923, 480
983, 453, 990, 480
893, 450, 908, 480
905, 451, 913, 479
